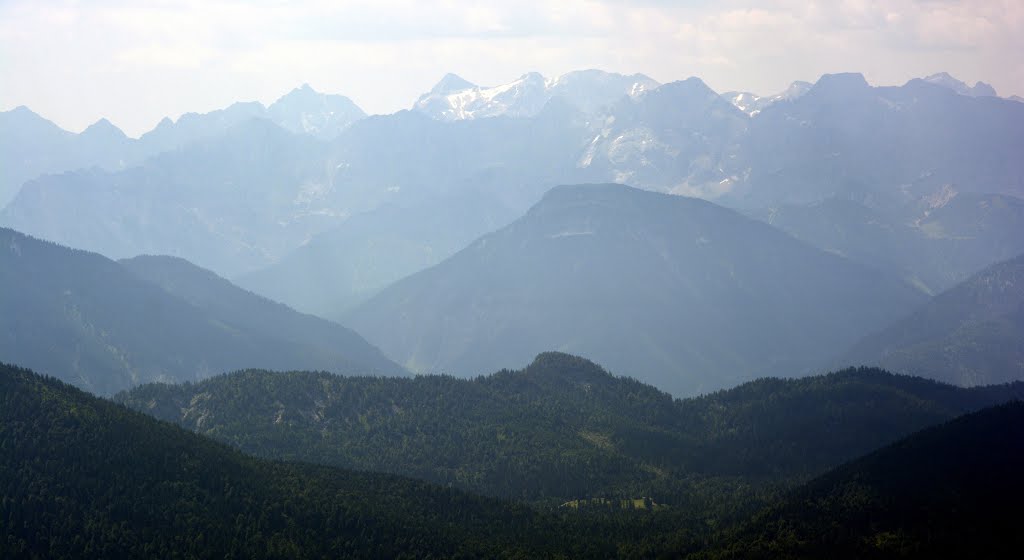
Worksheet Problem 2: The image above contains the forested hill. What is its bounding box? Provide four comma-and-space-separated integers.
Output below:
0, 361, 616, 559
119, 352, 1024, 503
689, 402, 1024, 559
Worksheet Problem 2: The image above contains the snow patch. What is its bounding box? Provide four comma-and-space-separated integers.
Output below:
547, 230, 595, 239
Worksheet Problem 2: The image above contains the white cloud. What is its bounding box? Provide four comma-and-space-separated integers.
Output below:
0, 0, 1020, 136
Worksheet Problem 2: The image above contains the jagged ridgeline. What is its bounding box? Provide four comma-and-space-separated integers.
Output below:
119, 352, 1024, 503
0, 362, 626, 559
5, 71, 1024, 294
0, 84, 364, 209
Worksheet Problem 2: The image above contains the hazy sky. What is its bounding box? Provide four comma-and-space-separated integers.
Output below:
2, 0, 1021, 137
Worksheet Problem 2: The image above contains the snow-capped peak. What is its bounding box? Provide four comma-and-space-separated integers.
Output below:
267, 84, 366, 139
722, 81, 812, 116
426, 73, 477, 97
922, 72, 998, 97
724, 92, 763, 115
412, 69, 661, 121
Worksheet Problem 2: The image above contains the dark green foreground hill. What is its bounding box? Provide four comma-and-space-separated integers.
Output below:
691, 402, 1024, 559
6, 358, 1024, 559
120, 353, 1024, 503
0, 362, 609, 559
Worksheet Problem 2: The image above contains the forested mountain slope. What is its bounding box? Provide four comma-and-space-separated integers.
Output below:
689, 402, 1024, 559
0, 362, 611, 559
119, 352, 1024, 503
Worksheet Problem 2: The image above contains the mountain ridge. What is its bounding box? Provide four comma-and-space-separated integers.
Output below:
413, 68, 659, 120
840, 253, 1024, 385
344, 183, 926, 395
0, 227, 403, 395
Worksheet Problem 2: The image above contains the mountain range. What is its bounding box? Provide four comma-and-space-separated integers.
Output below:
0, 85, 363, 209
4, 65, 1024, 558
4, 70, 1021, 296
4, 70, 1022, 299
2, 69, 1022, 397
0, 94, 590, 277
730, 72, 1024, 208
1, 118, 340, 276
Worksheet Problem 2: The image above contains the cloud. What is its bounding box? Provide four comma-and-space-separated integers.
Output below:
1, 0, 1020, 136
